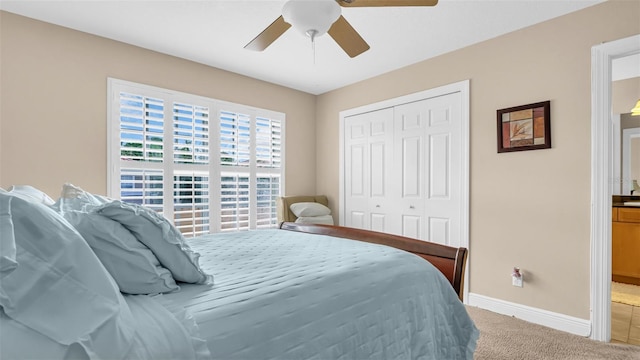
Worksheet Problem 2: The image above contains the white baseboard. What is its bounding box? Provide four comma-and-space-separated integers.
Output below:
467, 293, 591, 337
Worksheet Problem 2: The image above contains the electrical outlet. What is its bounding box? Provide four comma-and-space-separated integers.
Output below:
512, 276, 523, 287
511, 267, 523, 287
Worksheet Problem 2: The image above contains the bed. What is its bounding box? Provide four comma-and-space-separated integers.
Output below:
0, 185, 478, 359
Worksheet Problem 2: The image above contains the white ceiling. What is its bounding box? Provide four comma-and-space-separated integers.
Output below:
1, 0, 608, 95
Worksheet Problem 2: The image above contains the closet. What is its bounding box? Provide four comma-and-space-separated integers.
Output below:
341, 82, 468, 248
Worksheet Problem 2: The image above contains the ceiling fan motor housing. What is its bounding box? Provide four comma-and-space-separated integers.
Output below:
282, 0, 342, 38
246, 0, 439, 57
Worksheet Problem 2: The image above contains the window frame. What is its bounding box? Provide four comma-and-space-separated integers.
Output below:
107, 78, 285, 234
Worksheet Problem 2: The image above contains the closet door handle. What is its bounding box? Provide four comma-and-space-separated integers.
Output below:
409, 205, 415, 209
375, 204, 380, 208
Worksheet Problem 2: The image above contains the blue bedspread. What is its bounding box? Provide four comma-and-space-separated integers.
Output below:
162, 229, 478, 359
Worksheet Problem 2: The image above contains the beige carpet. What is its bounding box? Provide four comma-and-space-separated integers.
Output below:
613, 282, 640, 307
466, 306, 640, 360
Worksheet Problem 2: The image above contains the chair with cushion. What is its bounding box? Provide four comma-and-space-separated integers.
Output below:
276, 195, 333, 225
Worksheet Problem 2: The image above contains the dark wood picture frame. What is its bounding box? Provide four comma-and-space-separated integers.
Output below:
497, 100, 551, 153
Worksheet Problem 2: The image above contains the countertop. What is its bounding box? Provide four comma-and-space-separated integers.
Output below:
613, 195, 640, 208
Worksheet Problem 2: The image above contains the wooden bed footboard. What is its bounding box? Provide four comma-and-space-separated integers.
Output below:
279, 222, 467, 301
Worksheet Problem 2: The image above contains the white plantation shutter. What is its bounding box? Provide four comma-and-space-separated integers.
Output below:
109, 79, 285, 235
119, 169, 164, 214
119, 92, 164, 162
255, 117, 282, 229
256, 174, 280, 228
173, 103, 209, 164
220, 173, 250, 231
219, 111, 251, 167
256, 117, 282, 168
174, 172, 210, 237
172, 102, 211, 236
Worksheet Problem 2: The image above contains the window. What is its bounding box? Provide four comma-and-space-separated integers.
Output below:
108, 79, 285, 236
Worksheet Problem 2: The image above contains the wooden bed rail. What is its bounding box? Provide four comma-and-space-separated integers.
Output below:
279, 222, 467, 301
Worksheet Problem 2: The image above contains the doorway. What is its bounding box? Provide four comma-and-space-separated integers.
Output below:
590, 33, 640, 342
611, 101, 640, 345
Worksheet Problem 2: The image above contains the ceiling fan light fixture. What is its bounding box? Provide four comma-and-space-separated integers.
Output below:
282, 0, 341, 38
631, 99, 640, 116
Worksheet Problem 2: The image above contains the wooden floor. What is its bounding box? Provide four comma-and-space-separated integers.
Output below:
611, 300, 640, 345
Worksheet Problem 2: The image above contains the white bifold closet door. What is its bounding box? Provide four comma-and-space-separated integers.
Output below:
344, 107, 395, 233
344, 91, 462, 247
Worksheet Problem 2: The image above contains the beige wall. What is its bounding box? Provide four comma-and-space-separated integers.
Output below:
613, 77, 640, 115
316, 0, 640, 319
0, 12, 317, 198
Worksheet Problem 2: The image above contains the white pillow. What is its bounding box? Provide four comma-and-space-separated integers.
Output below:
96, 200, 213, 284
63, 211, 179, 294
0, 193, 135, 358
290, 202, 332, 217
294, 214, 335, 225
7, 185, 55, 205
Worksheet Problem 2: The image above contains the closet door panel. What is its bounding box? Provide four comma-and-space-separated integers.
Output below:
423, 92, 462, 247
344, 115, 370, 230
367, 109, 395, 233
428, 217, 450, 246
402, 137, 422, 197
394, 100, 428, 239
429, 133, 450, 198
350, 144, 366, 196
350, 211, 365, 229
370, 213, 386, 233
344, 108, 394, 232
402, 215, 421, 239
370, 141, 386, 197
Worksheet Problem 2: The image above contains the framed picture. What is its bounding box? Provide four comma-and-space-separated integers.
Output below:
497, 100, 551, 153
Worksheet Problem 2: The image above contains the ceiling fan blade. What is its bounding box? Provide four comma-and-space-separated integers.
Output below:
244, 16, 292, 51
337, 0, 438, 7
328, 16, 370, 58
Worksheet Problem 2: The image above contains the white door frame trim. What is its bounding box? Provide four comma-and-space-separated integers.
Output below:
590, 34, 640, 342
338, 79, 470, 301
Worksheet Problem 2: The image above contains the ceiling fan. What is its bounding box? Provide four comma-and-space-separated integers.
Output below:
244, 0, 438, 58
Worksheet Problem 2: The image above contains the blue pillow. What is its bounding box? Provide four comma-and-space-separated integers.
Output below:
0, 193, 17, 277
6, 185, 55, 205
96, 201, 213, 284
63, 211, 179, 294
50, 183, 110, 214
0, 193, 135, 359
